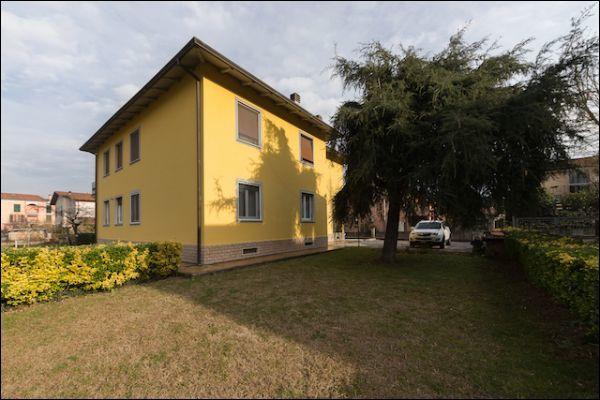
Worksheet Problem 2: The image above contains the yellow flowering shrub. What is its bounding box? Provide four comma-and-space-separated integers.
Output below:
1, 241, 182, 306
504, 228, 598, 338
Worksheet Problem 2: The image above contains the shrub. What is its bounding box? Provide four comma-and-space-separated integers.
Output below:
504, 229, 599, 338
1, 241, 182, 306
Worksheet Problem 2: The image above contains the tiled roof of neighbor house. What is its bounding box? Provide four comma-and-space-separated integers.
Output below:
50, 191, 95, 205
79, 37, 339, 160
551, 155, 599, 171
1, 193, 47, 202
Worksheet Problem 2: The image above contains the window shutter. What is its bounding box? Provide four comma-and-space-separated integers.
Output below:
130, 130, 140, 162
238, 103, 259, 145
300, 135, 313, 163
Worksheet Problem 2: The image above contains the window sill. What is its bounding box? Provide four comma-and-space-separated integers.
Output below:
115, 167, 123, 172
130, 221, 141, 225
239, 218, 262, 223
114, 223, 123, 226
129, 159, 141, 165
300, 160, 314, 167
237, 137, 261, 149
301, 219, 315, 223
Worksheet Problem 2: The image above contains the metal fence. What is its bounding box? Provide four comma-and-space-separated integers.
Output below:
513, 216, 599, 238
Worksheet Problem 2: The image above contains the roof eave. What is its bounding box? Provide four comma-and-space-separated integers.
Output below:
80, 37, 334, 154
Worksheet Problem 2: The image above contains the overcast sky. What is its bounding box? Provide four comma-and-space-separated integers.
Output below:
1, 1, 597, 197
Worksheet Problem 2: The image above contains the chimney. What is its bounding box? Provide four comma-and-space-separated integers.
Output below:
290, 92, 301, 104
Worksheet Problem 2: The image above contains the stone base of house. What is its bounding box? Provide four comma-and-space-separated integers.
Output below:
99, 236, 329, 265
193, 236, 328, 265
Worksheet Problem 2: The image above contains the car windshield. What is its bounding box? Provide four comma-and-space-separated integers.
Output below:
415, 222, 441, 230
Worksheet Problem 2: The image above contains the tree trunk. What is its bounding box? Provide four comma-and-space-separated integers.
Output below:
381, 197, 401, 263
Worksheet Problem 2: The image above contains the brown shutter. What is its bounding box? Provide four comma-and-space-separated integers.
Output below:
130, 130, 140, 162
238, 103, 259, 145
300, 134, 313, 163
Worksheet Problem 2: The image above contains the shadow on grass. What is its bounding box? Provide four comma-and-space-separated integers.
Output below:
154, 248, 599, 398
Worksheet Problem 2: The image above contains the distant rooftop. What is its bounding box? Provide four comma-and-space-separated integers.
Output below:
1, 192, 47, 202
50, 191, 95, 205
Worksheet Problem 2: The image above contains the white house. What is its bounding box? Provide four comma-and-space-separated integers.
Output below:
50, 191, 95, 227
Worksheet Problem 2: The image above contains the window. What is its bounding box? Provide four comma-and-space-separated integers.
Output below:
238, 182, 261, 221
130, 192, 141, 224
130, 129, 140, 163
103, 200, 110, 226
300, 133, 314, 164
115, 197, 123, 225
115, 141, 123, 170
236, 101, 260, 146
415, 221, 441, 229
103, 150, 110, 176
569, 169, 589, 192
46, 205, 52, 214
14, 204, 21, 212
301, 192, 314, 222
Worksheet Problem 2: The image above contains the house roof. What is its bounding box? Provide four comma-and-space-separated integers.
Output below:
551, 155, 599, 171
80, 37, 336, 156
50, 191, 95, 205
1, 193, 47, 202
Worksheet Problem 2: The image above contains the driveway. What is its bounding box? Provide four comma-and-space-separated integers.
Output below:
332, 238, 472, 253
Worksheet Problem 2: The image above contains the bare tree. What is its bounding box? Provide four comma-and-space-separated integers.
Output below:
63, 204, 82, 241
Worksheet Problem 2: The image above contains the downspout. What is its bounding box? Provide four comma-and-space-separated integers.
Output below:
177, 58, 203, 264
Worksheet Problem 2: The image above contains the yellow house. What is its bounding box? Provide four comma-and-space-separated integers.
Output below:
80, 38, 344, 264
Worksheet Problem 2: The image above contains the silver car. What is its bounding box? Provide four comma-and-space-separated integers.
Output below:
409, 220, 451, 248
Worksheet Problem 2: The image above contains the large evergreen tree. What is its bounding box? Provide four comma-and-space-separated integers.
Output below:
329, 11, 598, 263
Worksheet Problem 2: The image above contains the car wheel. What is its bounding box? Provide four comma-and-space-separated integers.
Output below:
447, 238, 451, 246
440, 238, 445, 249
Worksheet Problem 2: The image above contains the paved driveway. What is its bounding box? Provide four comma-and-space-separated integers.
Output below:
332, 238, 472, 253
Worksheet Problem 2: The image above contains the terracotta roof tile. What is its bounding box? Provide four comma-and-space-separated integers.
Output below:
1, 193, 47, 202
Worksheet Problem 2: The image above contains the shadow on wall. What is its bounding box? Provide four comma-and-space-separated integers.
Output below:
207, 118, 327, 242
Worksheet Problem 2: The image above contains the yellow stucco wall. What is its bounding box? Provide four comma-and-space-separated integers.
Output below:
94, 63, 343, 250
199, 63, 343, 246
95, 76, 198, 246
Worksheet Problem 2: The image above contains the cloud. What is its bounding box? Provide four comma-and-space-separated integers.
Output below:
113, 84, 139, 101
1, 1, 597, 195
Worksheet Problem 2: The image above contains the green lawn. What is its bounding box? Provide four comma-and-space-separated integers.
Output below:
1, 248, 598, 398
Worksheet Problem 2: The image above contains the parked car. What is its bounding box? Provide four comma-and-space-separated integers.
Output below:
409, 220, 451, 248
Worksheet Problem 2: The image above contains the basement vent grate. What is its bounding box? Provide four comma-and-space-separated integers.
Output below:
304, 239, 314, 246
242, 247, 258, 255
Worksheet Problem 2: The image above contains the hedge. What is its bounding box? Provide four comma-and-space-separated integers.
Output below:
504, 229, 599, 337
1, 241, 182, 306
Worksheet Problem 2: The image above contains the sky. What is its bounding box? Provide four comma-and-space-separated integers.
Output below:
1, 1, 597, 197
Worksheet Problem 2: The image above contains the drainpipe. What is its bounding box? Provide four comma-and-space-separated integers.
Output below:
177, 58, 203, 265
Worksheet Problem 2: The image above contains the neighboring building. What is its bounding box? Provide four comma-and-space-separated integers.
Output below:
80, 38, 344, 264
50, 191, 95, 227
1, 193, 54, 230
542, 155, 599, 197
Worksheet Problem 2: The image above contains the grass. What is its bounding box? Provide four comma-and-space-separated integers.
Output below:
1, 248, 598, 398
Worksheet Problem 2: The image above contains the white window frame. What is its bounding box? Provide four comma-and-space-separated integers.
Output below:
129, 128, 141, 165
299, 131, 315, 167
130, 190, 141, 225
300, 190, 315, 222
235, 98, 262, 149
103, 200, 110, 226
237, 180, 263, 222
115, 196, 123, 225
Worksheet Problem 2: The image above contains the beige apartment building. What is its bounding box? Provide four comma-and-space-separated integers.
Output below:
542, 155, 599, 197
